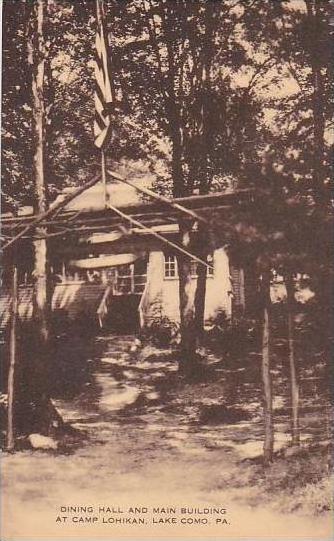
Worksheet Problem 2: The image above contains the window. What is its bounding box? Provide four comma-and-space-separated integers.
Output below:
190, 259, 198, 277
207, 254, 214, 276
164, 253, 214, 278
164, 255, 177, 278
190, 255, 214, 277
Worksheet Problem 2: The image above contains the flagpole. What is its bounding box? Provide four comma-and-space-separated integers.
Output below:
96, 0, 108, 208
96, 0, 102, 24
101, 148, 108, 207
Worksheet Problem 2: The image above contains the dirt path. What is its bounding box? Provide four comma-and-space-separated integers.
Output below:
1, 335, 332, 540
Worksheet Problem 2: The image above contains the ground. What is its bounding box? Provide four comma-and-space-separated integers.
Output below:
1, 333, 333, 540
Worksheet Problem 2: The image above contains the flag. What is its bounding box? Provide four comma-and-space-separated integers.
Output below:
94, 0, 114, 149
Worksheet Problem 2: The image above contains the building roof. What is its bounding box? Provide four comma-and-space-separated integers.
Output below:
2, 182, 254, 259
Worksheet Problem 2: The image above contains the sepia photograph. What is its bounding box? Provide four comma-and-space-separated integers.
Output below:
1, 0, 333, 539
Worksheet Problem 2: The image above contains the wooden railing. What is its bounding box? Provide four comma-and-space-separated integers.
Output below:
97, 286, 112, 328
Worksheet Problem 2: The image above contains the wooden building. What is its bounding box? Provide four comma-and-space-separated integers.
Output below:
1, 180, 252, 331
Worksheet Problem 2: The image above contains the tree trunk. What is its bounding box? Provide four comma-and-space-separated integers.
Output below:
6, 265, 18, 451
170, 120, 185, 198
313, 265, 332, 360
194, 225, 209, 343
261, 271, 274, 465
285, 273, 300, 446
177, 219, 197, 370
192, 5, 216, 342
199, 0, 215, 194
194, 262, 207, 342
27, 0, 62, 436
306, 0, 326, 200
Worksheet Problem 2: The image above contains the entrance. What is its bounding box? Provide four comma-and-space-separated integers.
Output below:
105, 294, 141, 332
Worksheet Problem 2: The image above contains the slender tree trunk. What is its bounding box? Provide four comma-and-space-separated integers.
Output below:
167, 103, 197, 361
192, 3, 216, 341
194, 262, 207, 342
306, 0, 326, 200
169, 107, 196, 358
6, 265, 18, 452
28, 0, 49, 332
194, 225, 209, 343
199, 0, 215, 194
33, 238, 49, 344
261, 271, 274, 465
29, 0, 49, 367
27, 0, 62, 435
171, 120, 185, 198
285, 273, 300, 446
159, 5, 198, 361
314, 266, 332, 359
177, 219, 197, 370
164, 23, 197, 361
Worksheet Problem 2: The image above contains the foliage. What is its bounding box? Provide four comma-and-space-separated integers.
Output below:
2, 0, 333, 350
142, 316, 179, 347
252, 446, 332, 515
205, 310, 258, 358
3, 4, 332, 227
3, 1, 332, 234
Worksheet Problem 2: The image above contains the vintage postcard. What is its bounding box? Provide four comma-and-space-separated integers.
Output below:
1, 0, 333, 540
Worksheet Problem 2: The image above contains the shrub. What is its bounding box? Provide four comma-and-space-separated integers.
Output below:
143, 316, 179, 347
205, 311, 258, 357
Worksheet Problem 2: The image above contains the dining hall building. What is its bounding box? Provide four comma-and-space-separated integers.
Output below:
1, 179, 253, 332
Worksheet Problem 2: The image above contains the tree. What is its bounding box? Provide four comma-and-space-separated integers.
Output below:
260, 269, 274, 464
285, 271, 299, 446
1, 0, 34, 210
112, 0, 266, 362
26, 0, 62, 436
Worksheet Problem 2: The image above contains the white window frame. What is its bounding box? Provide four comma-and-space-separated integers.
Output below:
164, 255, 178, 278
164, 254, 214, 279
